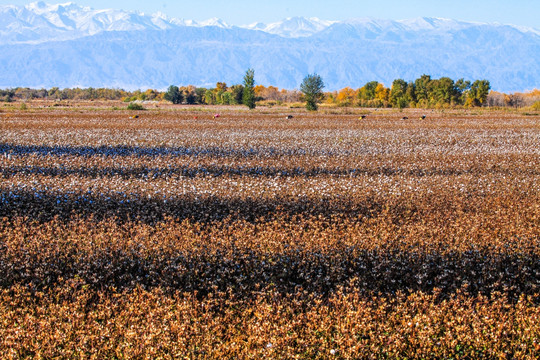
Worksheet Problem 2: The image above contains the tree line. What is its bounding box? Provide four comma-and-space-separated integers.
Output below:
328, 75, 492, 108
1, 72, 539, 110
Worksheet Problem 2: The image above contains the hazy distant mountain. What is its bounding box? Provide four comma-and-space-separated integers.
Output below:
0, 2, 538, 92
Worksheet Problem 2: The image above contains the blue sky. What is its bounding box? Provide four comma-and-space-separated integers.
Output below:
4, 0, 540, 28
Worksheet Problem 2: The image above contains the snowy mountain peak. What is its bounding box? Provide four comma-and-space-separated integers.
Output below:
398, 17, 472, 31
151, 11, 169, 20
199, 17, 230, 28
27, 1, 87, 14
242, 16, 337, 37
245, 22, 267, 31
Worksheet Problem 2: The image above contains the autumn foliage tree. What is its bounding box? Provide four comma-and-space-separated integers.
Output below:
336, 87, 356, 106
375, 83, 390, 106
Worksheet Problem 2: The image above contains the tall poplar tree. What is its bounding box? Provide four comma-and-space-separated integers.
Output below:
242, 68, 256, 109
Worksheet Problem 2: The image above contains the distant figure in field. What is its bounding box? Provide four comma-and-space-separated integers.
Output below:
359, 115, 367, 119
286, 115, 294, 120
420, 115, 426, 120
213, 114, 220, 119
402, 116, 408, 120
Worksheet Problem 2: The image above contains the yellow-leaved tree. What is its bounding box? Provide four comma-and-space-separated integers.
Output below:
375, 83, 390, 106
337, 87, 357, 106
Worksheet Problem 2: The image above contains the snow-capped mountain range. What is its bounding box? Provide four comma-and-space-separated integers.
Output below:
0, 2, 539, 92
0, 1, 338, 43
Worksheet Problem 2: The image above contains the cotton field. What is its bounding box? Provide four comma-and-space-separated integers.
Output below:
0, 105, 539, 358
